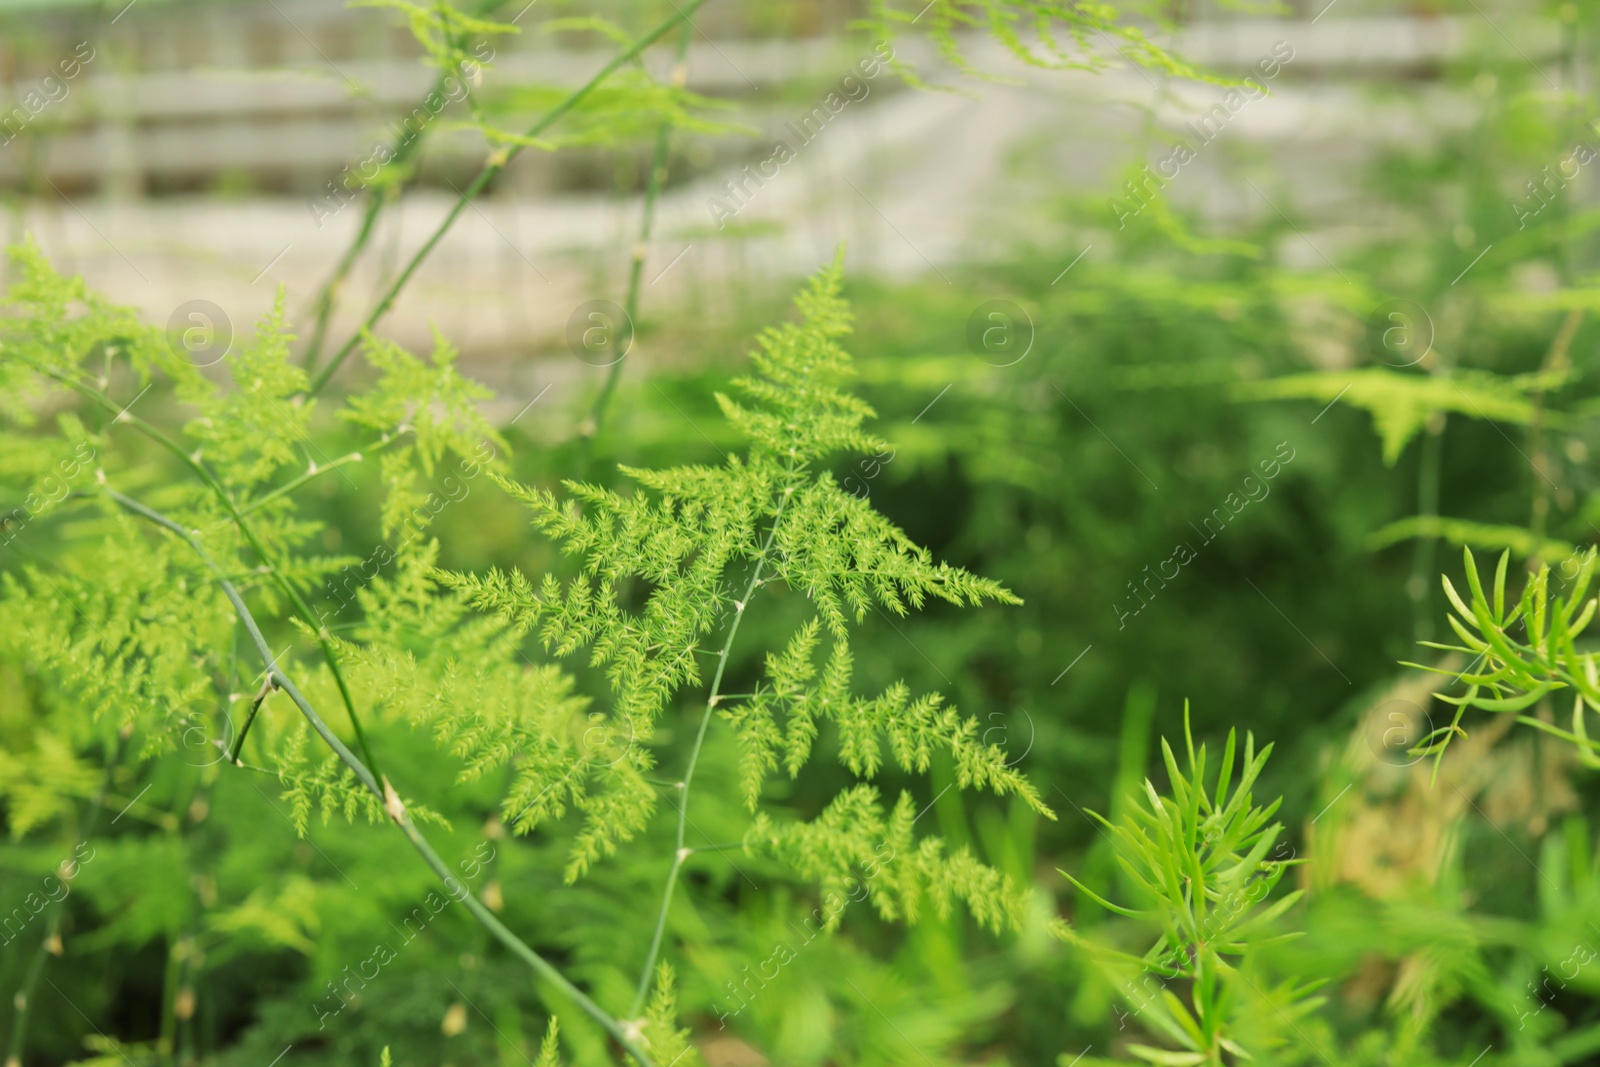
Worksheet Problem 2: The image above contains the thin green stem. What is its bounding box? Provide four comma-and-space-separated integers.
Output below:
631, 478, 795, 1016
302, 0, 508, 374
308, 0, 710, 396
4, 725, 130, 1066
304, 201, 378, 376
104, 486, 657, 1067
633, 847, 686, 1015
227, 676, 276, 765
1411, 415, 1444, 644
158, 928, 183, 1066
226, 760, 283, 778
174, 929, 200, 1067
584, 20, 692, 449
303, 193, 392, 377
32, 362, 384, 785
237, 443, 391, 516
170, 623, 241, 1067
1528, 308, 1583, 561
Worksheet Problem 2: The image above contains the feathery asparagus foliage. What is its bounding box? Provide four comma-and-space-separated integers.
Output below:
441, 253, 1051, 949
0, 244, 500, 838
475, 71, 740, 152
1055, 706, 1317, 1067
1407, 546, 1600, 772
321, 538, 602, 842
860, 0, 1219, 85
355, 0, 518, 79
1, 243, 1043, 1064
338, 330, 506, 538
306, 0, 713, 395
1238, 367, 1568, 467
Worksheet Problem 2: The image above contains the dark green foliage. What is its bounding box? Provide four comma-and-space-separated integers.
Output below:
1056, 708, 1317, 1066
1411, 546, 1600, 771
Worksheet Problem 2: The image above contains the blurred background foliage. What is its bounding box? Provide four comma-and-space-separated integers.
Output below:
4, 0, 1600, 1066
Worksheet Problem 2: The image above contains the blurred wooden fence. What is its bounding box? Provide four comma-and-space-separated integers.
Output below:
0, 0, 1503, 199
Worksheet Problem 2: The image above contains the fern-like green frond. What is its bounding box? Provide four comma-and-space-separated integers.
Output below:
206, 875, 323, 955
0, 732, 101, 838
726, 626, 1046, 813
0, 239, 176, 410
343, 541, 654, 882
861, 0, 1224, 87
773, 474, 1020, 636
534, 1017, 562, 1067
446, 255, 1041, 906
0, 527, 231, 752
1237, 368, 1557, 465
633, 964, 702, 1067
748, 786, 1028, 933
714, 250, 885, 465
479, 72, 747, 151
1367, 514, 1573, 566
353, 0, 518, 77
176, 291, 313, 491
273, 720, 388, 834
339, 329, 505, 537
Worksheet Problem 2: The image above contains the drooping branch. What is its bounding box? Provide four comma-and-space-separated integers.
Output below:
31, 361, 386, 787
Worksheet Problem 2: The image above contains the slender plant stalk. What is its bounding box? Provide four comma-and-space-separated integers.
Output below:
1410, 415, 1444, 644
302, 189, 392, 377
1530, 30, 1582, 566
584, 21, 692, 450
308, 0, 710, 396
167, 623, 243, 1067
301, 0, 507, 374
228, 675, 277, 765
103, 486, 658, 1067
1529, 307, 1583, 557
4, 725, 130, 1067
32, 362, 385, 785
173, 929, 200, 1067
237, 445, 381, 516
158, 778, 216, 1066
157, 928, 183, 1066
631, 476, 796, 1016
1408, 320, 1461, 644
